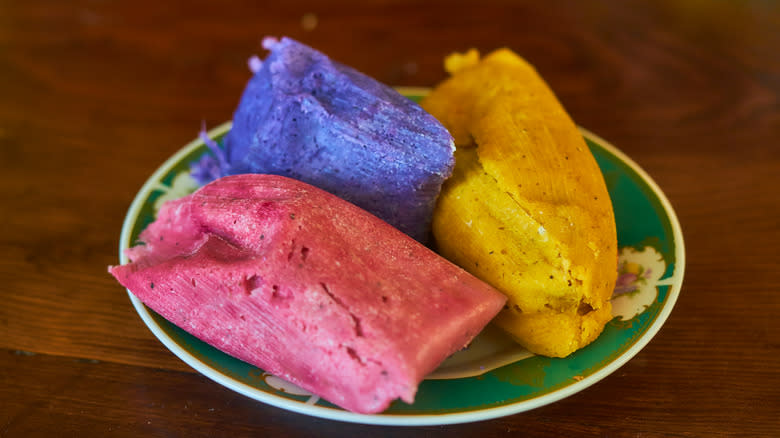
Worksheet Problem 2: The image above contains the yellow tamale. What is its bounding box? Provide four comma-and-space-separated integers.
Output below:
421, 49, 617, 358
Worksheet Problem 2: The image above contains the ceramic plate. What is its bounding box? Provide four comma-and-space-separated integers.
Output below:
118, 88, 684, 426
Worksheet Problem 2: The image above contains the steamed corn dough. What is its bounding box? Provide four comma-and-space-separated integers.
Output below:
421, 49, 617, 357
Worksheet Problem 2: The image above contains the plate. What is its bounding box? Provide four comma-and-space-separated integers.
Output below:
118, 88, 684, 425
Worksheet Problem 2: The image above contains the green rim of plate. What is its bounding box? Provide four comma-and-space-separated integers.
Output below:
119, 87, 684, 426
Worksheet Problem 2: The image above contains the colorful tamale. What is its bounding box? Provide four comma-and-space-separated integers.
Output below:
421, 49, 618, 357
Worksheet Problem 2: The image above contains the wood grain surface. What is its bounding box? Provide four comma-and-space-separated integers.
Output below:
1, 0, 779, 436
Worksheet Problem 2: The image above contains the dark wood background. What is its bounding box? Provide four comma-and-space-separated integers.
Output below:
2, 0, 779, 436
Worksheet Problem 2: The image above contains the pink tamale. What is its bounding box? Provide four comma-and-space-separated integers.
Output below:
110, 174, 505, 414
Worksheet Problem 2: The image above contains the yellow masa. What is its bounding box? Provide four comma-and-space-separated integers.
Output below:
422, 49, 617, 358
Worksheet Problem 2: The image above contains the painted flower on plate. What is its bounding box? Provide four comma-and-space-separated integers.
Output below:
611, 246, 668, 320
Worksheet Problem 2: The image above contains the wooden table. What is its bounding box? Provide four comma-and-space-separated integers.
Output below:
2, 0, 778, 436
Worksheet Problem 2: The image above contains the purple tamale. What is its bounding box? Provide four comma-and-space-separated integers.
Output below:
198, 37, 454, 243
